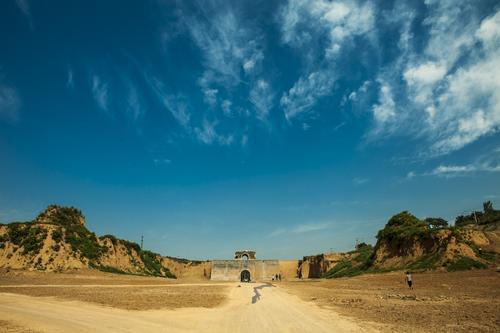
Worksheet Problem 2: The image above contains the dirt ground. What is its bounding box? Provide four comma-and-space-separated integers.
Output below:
0, 269, 498, 332
280, 269, 500, 332
0, 273, 368, 333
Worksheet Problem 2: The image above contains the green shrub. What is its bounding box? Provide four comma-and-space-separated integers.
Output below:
51, 229, 63, 243
64, 224, 106, 261
447, 256, 487, 272
95, 264, 129, 275
6, 224, 47, 255
140, 250, 176, 278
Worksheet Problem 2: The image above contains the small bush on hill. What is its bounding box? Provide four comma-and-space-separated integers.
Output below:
51, 229, 63, 243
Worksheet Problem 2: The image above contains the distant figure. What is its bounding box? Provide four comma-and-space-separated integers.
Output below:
405, 271, 413, 289
278, 273, 281, 281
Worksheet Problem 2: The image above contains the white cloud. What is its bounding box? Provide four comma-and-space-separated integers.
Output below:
281, 70, 336, 119
370, 3, 500, 156
249, 79, 273, 120
202, 88, 218, 107
126, 84, 143, 121
279, 0, 375, 119
194, 119, 233, 146
91, 75, 109, 112
372, 81, 396, 124
180, 2, 272, 120
410, 147, 500, 178
0, 83, 21, 123
221, 99, 232, 116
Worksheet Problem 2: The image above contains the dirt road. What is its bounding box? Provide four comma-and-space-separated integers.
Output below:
0, 283, 374, 333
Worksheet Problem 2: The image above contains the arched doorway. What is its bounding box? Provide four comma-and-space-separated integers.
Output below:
241, 254, 249, 260
240, 270, 251, 282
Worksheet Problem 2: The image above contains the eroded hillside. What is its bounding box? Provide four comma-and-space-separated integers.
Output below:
0, 205, 184, 277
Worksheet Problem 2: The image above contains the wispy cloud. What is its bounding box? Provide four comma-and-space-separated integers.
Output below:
66, 68, 74, 89
0, 82, 21, 123
153, 158, 172, 166
91, 75, 109, 112
292, 222, 333, 234
145, 75, 190, 127
15, 0, 33, 29
125, 83, 144, 121
408, 147, 500, 178
370, 3, 500, 156
194, 119, 234, 146
352, 177, 369, 186
249, 79, 274, 120
279, 0, 375, 120
268, 221, 334, 238
176, 1, 272, 120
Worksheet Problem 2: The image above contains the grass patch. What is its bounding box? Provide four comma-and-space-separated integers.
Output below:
407, 252, 442, 270
447, 256, 487, 272
91, 264, 130, 275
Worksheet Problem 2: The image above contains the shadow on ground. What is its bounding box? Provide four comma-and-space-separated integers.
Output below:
252, 283, 274, 304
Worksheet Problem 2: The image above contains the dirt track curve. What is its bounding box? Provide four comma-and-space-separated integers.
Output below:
0, 282, 376, 332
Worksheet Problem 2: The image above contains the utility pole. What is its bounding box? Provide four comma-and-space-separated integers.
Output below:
473, 211, 478, 224
141, 235, 144, 250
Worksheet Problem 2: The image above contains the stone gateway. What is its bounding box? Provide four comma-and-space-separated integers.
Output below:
211, 250, 281, 282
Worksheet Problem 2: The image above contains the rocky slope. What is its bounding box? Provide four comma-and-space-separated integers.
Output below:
0, 205, 185, 277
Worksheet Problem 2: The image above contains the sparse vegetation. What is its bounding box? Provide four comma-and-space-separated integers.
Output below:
140, 250, 175, 278
324, 243, 374, 278
447, 256, 487, 272
5, 223, 47, 255
64, 224, 107, 261
324, 201, 499, 279
35, 205, 85, 226
51, 228, 63, 243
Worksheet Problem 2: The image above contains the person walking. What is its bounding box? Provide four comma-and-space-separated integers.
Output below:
405, 271, 413, 289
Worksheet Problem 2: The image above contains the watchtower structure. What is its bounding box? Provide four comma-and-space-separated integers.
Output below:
234, 250, 256, 260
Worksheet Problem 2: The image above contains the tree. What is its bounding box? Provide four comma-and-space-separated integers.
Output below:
483, 201, 493, 213
424, 217, 448, 229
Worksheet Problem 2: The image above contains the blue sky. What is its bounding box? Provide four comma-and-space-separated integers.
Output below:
1, 0, 499, 259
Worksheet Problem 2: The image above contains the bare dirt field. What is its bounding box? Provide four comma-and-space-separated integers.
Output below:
281, 269, 500, 332
0, 269, 498, 332
0, 270, 368, 333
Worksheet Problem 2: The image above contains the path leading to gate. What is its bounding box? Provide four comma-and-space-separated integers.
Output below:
0, 283, 377, 332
